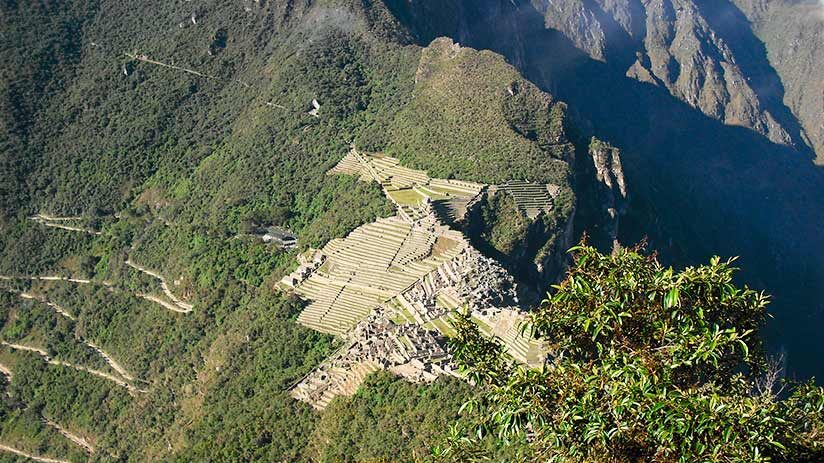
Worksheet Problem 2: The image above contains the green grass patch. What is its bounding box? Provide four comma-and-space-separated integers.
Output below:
430, 317, 456, 337
387, 189, 425, 206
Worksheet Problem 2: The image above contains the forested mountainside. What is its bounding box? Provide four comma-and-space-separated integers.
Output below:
0, 0, 589, 460
384, 0, 824, 381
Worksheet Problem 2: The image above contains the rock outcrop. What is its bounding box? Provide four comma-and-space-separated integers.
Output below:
588, 137, 627, 249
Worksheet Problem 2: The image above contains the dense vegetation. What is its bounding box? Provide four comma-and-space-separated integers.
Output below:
464, 185, 575, 287
310, 372, 471, 462
9, 0, 810, 461
475, 191, 531, 256
440, 244, 824, 462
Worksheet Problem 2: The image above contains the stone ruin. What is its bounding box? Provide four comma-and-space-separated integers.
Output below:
288, 245, 538, 410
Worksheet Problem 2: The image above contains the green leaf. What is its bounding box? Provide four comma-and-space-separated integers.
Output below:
737, 340, 749, 359
664, 287, 680, 309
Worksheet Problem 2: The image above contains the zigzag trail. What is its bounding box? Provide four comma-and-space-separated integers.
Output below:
12, 292, 136, 382
0, 366, 99, 457
0, 444, 69, 463
0, 274, 187, 314
42, 418, 96, 454
0, 297, 102, 455
29, 214, 101, 235
125, 260, 194, 313
0, 342, 146, 394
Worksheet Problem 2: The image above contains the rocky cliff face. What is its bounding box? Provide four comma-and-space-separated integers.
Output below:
587, 137, 627, 249
730, 0, 824, 163
533, 0, 801, 147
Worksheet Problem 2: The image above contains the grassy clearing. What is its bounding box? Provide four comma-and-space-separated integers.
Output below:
387, 189, 425, 206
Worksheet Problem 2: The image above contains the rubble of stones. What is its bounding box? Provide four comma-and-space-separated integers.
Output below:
350, 309, 449, 369
290, 305, 458, 408
453, 251, 518, 315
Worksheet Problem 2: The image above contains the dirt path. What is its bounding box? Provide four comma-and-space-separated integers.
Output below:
125, 260, 193, 313
1, 267, 186, 383
42, 418, 95, 454
135, 294, 191, 314
2, 341, 49, 358
33, 214, 83, 222
124, 52, 250, 87
19, 293, 76, 320
0, 275, 94, 284
18, 292, 136, 381
29, 215, 101, 236
1, 342, 146, 394
41, 276, 92, 284
2, 271, 188, 317
83, 341, 134, 381
0, 444, 69, 463
51, 361, 144, 393
125, 52, 213, 78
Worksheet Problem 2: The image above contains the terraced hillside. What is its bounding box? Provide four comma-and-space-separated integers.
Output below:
331, 148, 485, 222
495, 181, 556, 219
289, 148, 484, 335
286, 150, 549, 409
291, 215, 466, 336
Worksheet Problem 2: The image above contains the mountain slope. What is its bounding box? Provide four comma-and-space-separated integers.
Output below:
731, 0, 824, 163
533, 0, 809, 148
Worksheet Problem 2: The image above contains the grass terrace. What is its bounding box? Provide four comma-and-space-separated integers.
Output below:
387, 189, 426, 206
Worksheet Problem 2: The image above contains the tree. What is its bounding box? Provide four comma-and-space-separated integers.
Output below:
435, 244, 824, 463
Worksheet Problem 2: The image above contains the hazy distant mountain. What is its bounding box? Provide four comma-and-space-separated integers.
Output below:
732, 0, 824, 163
